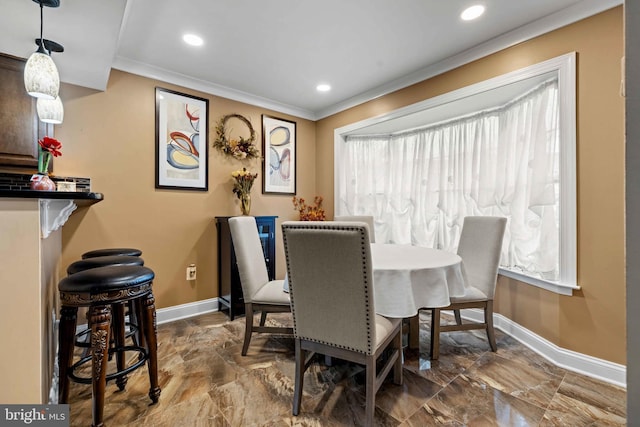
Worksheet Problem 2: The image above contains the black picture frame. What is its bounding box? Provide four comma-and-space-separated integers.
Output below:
262, 114, 296, 195
155, 87, 209, 191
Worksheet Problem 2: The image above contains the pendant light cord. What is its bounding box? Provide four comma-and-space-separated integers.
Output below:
39, 1, 45, 51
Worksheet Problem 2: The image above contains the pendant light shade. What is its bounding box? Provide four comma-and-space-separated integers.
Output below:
24, 0, 62, 99
24, 47, 60, 99
37, 96, 64, 124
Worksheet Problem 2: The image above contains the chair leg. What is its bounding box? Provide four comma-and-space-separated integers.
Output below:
365, 356, 376, 426
454, 309, 462, 325
112, 303, 128, 391
259, 311, 267, 326
408, 315, 420, 349
393, 328, 403, 385
292, 339, 304, 416
89, 305, 111, 427
58, 305, 77, 404
242, 303, 254, 356
430, 308, 441, 360
141, 292, 161, 404
485, 300, 497, 352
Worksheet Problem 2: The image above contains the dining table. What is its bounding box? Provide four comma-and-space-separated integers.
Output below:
370, 243, 468, 348
282, 242, 468, 349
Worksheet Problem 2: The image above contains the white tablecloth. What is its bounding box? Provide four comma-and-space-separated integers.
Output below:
371, 243, 467, 318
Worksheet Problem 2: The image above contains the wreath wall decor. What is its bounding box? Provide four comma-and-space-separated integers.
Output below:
213, 113, 260, 160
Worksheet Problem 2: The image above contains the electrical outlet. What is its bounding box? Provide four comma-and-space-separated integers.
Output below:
186, 264, 197, 281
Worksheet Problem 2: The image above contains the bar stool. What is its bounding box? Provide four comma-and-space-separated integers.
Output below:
58, 265, 161, 427
82, 248, 142, 259
74, 249, 145, 351
67, 255, 146, 379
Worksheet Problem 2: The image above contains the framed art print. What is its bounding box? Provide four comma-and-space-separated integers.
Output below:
155, 87, 209, 191
262, 114, 296, 194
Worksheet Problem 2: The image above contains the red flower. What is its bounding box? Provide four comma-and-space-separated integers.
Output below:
39, 136, 62, 157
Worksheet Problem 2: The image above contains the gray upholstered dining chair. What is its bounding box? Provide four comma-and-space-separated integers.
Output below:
424, 216, 507, 360
281, 221, 402, 425
333, 215, 376, 242
228, 216, 293, 356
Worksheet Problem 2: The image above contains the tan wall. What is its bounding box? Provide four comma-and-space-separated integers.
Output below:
0, 200, 46, 403
54, 70, 316, 309
316, 7, 625, 364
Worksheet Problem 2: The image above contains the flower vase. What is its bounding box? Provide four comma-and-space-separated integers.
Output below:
30, 173, 56, 191
240, 194, 251, 215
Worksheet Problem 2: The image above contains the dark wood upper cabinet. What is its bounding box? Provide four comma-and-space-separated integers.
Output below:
0, 53, 51, 169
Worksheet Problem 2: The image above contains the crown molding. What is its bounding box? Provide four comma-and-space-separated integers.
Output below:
111, 56, 316, 120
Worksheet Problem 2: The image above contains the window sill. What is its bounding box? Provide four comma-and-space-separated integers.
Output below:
498, 267, 580, 296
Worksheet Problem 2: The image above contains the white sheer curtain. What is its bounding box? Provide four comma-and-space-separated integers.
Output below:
338, 78, 559, 280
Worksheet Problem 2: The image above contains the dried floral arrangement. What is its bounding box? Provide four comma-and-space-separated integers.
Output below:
213, 113, 260, 160
292, 196, 326, 221
231, 167, 258, 199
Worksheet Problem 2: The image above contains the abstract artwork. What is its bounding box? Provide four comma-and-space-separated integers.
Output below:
155, 87, 209, 190
262, 114, 296, 194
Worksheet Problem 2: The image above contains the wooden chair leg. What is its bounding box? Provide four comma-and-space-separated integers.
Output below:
58, 306, 77, 404
112, 303, 128, 391
365, 355, 376, 426
409, 314, 420, 349
89, 305, 111, 427
259, 311, 267, 326
292, 339, 304, 416
430, 308, 441, 360
141, 292, 161, 404
393, 328, 403, 385
485, 300, 497, 352
242, 304, 254, 356
454, 309, 462, 325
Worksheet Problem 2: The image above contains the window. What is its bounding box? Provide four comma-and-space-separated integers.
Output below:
334, 53, 577, 295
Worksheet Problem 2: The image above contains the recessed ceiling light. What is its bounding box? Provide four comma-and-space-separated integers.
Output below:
461, 5, 485, 21
183, 34, 204, 46
316, 84, 331, 92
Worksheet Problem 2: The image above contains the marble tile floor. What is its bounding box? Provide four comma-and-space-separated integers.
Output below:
66, 311, 626, 426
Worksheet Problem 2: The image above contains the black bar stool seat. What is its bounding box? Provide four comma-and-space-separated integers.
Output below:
82, 248, 142, 259
67, 255, 144, 275
58, 265, 160, 427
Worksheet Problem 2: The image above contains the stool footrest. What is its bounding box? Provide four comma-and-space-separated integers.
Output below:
74, 322, 139, 348
69, 345, 148, 385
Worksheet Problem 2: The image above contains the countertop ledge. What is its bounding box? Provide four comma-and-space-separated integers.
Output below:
0, 190, 104, 207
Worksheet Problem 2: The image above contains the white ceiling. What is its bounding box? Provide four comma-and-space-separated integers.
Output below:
1, 0, 621, 120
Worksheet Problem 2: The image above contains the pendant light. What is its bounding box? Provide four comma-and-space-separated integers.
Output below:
37, 96, 64, 124
24, 0, 62, 100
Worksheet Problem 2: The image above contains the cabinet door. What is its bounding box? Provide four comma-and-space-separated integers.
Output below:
256, 217, 276, 280
0, 53, 51, 169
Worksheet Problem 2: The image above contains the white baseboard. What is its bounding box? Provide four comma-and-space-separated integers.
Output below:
155, 298, 219, 325
460, 309, 626, 388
